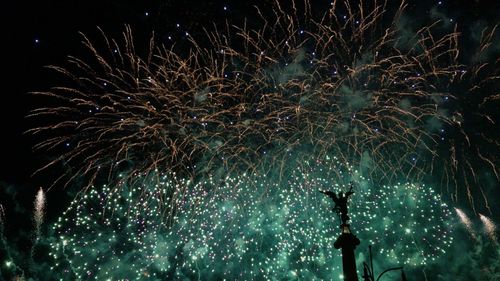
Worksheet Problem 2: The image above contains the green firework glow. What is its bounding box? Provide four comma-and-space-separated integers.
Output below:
50, 157, 453, 280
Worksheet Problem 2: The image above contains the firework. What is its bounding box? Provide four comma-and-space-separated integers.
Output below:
0, 203, 6, 258
479, 213, 497, 242
0, 204, 27, 279
50, 156, 453, 279
436, 24, 500, 211
12, 1, 498, 279
454, 208, 476, 238
0, 204, 4, 230
34, 187, 46, 239
29, 187, 47, 267
28, 0, 475, 201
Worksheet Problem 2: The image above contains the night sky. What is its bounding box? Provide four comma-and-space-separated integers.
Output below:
2, 0, 499, 280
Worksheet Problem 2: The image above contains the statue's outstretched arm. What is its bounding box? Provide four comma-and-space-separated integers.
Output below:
320, 190, 338, 201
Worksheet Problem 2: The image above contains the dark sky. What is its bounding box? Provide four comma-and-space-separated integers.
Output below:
0, 0, 498, 280
5, 0, 149, 184
4, 0, 498, 183
1, 0, 498, 278
4, 0, 252, 184
2, 0, 499, 220
1, 0, 497, 196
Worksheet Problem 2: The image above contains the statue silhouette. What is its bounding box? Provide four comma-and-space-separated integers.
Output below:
320, 184, 354, 224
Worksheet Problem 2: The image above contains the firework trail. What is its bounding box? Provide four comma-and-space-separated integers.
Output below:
0, 203, 6, 255
479, 213, 497, 242
0, 203, 4, 230
454, 207, 476, 238
34, 187, 46, 239
31, 187, 46, 262
438, 24, 500, 212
